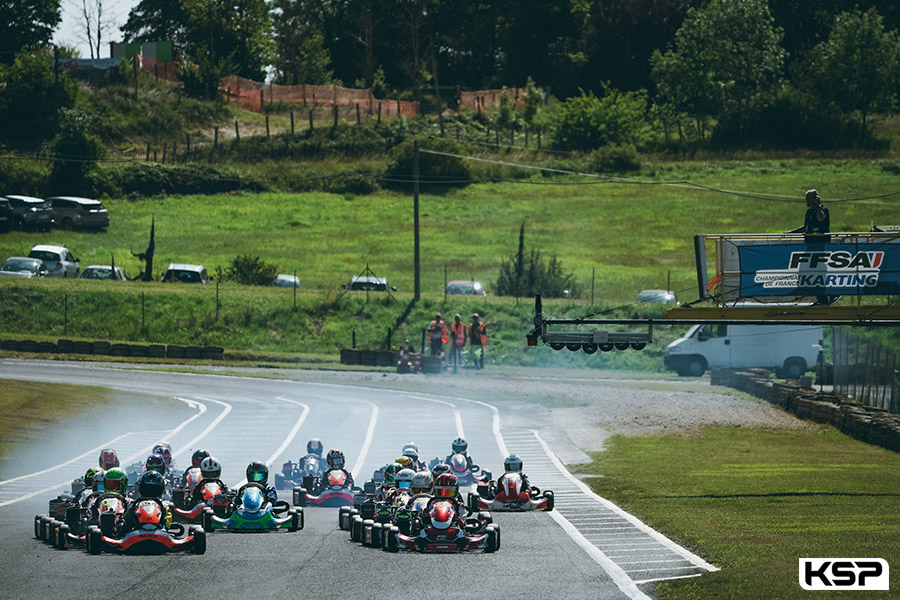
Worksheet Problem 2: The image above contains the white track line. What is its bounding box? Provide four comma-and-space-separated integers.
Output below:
0, 431, 135, 486
170, 396, 231, 459
118, 397, 219, 467
232, 396, 310, 487
350, 401, 379, 477
406, 394, 464, 439
0, 396, 209, 508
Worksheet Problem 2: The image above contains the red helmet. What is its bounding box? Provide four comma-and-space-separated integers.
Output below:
450, 454, 468, 474
433, 473, 459, 498
307, 438, 324, 456
429, 501, 455, 530
99, 448, 119, 470
502, 472, 524, 499
152, 443, 173, 466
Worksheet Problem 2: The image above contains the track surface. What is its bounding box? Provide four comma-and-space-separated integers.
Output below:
0, 361, 714, 600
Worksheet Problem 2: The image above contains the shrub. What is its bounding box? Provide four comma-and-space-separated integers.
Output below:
383, 138, 472, 193
495, 224, 583, 298
214, 255, 279, 286
589, 144, 641, 172
553, 85, 649, 152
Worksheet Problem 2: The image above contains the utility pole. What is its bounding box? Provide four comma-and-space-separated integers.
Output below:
413, 140, 421, 300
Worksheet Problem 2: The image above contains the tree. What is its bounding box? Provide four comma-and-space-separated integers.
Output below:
0, 47, 77, 144
121, 0, 188, 45
495, 224, 582, 298
650, 0, 786, 141
48, 108, 106, 195
0, 0, 61, 64
272, 0, 333, 85
553, 85, 648, 151
76, 0, 118, 59
805, 8, 900, 129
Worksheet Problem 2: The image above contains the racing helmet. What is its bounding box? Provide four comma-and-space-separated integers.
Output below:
246, 461, 269, 484
434, 473, 459, 498
451, 437, 467, 455
98, 448, 119, 470
83, 467, 103, 490
307, 438, 324, 456
145, 454, 167, 475
326, 449, 345, 469
138, 470, 166, 498
152, 443, 173, 467
383, 462, 402, 486
91, 470, 106, 491
411, 472, 434, 495
431, 463, 451, 477
104, 467, 128, 495
504, 454, 523, 472
395, 456, 414, 470
200, 456, 222, 480
401, 442, 419, 460
242, 486, 264, 512
429, 502, 455, 530
191, 449, 210, 468
395, 468, 416, 490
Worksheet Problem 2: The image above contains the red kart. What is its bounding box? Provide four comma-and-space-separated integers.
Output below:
383, 498, 499, 553
293, 470, 362, 507
86, 498, 206, 555
468, 472, 554, 512
171, 479, 228, 522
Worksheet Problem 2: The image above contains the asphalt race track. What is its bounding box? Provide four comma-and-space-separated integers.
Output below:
0, 361, 714, 600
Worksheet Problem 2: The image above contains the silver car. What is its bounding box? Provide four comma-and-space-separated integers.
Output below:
5, 195, 53, 231
27, 244, 80, 278
79, 265, 126, 281
46, 196, 110, 230
0, 256, 48, 278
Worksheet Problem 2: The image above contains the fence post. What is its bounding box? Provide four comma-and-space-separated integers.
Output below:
146, 143, 150, 161
352, 330, 356, 349
308, 107, 314, 130
162, 144, 166, 163
142, 292, 145, 330
290, 111, 294, 135
333, 105, 338, 129
216, 280, 220, 321
235, 120, 240, 142
538, 127, 542, 149
259, 89, 264, 113
525, 127, 528, 147
265, 115, 270, 138
186, 133, 190, 155
439, 113, 444, 137
64, 293, 68, 335
356, 103, 360, 124
377, 102, 382, 124
214, 127, 219, 149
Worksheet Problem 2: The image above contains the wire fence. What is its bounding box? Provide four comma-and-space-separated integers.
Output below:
832, 327, 899, 414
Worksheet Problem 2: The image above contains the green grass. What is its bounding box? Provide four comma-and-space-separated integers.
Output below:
575, 427, 900, 599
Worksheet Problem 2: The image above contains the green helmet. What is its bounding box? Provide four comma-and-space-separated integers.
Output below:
83, 467, 103, 490
104, 467, 128, 495
383, 462, 403, 486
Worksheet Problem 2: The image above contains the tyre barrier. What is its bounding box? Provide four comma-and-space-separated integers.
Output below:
129, 344, 149, 358
420, 356, 443, 374
1, 339, 20, 351
359, 349, 377, 366
166, 345, 185, 359
202, 346, 224, 360
92, 341, 110, 355
56, 339, 75, 353
110, 343, 130, 357
72, 341, 93, 354
148, 345, 166, 358
340, 349, 361, 365
0, 338, 227, 362
184, 346, 203, 360
19, 339, 38, 353
37, 341, 57, 353
374, 350, 397, 367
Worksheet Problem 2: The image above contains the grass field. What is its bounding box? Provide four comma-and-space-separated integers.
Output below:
576, 427, 900, 599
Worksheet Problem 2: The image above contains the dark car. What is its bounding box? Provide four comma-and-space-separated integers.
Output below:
46, 196, 109, 231
5, 195, 53, 231
0, 197, 13, 232
0, 257, 48, 278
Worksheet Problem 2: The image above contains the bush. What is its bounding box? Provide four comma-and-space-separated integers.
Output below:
589, 144, 641, 172
383, 138, 472, 193
553, 85, 649, 152
214, 255, 279, 286
495, 224, 583, 298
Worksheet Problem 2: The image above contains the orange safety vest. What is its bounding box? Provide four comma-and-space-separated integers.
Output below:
470, 322, 487, 346
450, 321, 467, 346
429, 320, 449, 344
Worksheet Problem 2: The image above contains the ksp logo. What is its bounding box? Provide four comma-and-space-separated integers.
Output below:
799, 558, 889, 590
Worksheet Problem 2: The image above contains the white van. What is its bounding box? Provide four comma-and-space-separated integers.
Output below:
664, 324, 823, 378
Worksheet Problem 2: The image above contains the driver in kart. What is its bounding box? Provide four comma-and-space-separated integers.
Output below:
180, 449, 210, 487
321, 449, 354, 489
237, 461, 278, 507
87, 467, 128, 519
385, 468, 416, 505
428, 473, 468, 529
494, 454, 532, 495
301, 438, 328, 474
401, 442, 427, 471
98, 448, 119, 470
152, 442, 175, 473
119, 470, 169, 535
443, 437, 475, 469
76, 467, 104, 504
189, 456, 230, 506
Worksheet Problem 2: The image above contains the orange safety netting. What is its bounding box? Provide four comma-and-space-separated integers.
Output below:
219, 75, 419, 116
459, 87, 528, 113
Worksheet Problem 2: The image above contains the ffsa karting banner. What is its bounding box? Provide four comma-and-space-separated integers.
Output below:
738, 242, 900, 297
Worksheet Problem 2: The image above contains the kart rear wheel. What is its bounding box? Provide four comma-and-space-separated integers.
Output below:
485, 524, 499, 553
87, 526, 103, 555
172, 488, 185, 509
41, 516, 53, 542
478, 511, 493, 525
371, 522, 383, 548
202, 508, 214, 532
361, 519, 375, 547
57, 524, 70, 550
543, 490, 555, 511
49, 521, 61, 548
289, 508, 303, 532
274, 473, 285, 490
467, 492, 480, 513
34, 515, 42, 539
384, 525, 400, 553
293, 487, 307, 507
190, 526, 206, 554
100, 511, 116, 537
351, 516, 363, 542
338, 507, 350, 530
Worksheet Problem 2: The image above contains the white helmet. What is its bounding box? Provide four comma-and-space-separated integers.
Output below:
411, 471, 433, 495
395, 468, 416, 490
504, 454, 523, 472
402, 444, 419, 461
200, 456, 222, 479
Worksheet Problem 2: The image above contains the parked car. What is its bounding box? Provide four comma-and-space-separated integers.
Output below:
446, 280, 487, 295
637, 289, 678, 304
46, 196, 110, 231
79, 265, 126, 281
161, 263, 208, 284
5, 195, 53, 231
0, 197, 13, 232
0, 257, 48, 278
343, 275, 395, 291
274, 274, 301, 288
27, 245, 79, 278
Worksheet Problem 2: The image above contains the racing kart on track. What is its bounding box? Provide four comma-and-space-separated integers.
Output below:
381, 497, 498, 553
429, 453, 482, 486
292, 469, 362, 507
171, 479, 229, 522
84, 498, 205, 555
468, 472, 554, 512
36, 492, 129, 550
201, 484, 303, 533
276, 455, 325, 490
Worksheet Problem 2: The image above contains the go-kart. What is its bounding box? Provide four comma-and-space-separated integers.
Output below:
85, 498, 205, 555
276, 455, 325, 490
382, 497, 499, 553
202, 484, 303, 533
293, 469, 362, 507
36, 492, 128, 550
468, 472, 554, 512
171, 479, 228, 522
429, 453, 482, 485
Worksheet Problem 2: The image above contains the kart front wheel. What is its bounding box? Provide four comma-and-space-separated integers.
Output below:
384, 525, 400, 553
100, 512, 116, 536
289, 509, 303, 532
351, 516, 363, 543
202, 508, 214, 532
57, 524, 70, 550
371, 522, 383, 548
190, 526, 207, 554
468, 492, 480, 513
34, 515, 42, 539
543, 490, 555, 511
87, 526, 103, 555
338, 507, 350, 530
485, 524, 499, 553
293, 487, 307, 507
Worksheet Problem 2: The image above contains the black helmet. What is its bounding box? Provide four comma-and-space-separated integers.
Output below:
246, 461, 269, 484
145, 454, 167, 475
451, 437, 467, 454
504, 454, 523, 472
191, 449, 210, 468
307, 438, 324, 456
326, 449, 345, 469
138, 470, 166, 498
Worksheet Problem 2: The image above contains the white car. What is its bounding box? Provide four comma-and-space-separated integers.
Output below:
27, 244, 80, 278
637, 289, 678, 304
79, 265, 126, 281
274, 274, 301, 288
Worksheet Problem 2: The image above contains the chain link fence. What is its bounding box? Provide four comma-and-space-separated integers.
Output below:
832, 327, 899, 414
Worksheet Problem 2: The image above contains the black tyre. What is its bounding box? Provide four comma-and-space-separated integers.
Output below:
293, 487, 307, 507
190, 526, 207, 554
290, 508, 303, 532
57, 524, 70, 550
549, 343, 565, 351
371, 523, 383, 548
351, 516, 363, 542
599, 343, 614, 352
50, 521, 61, 548
566, 342, 581, 352
582, 343, 598, 354
468, 492, 480, 513
61, 218, 73, 231
34, 515, 42, 539
361, 519, 375, 547
543, 490, 555, 511
338, 507, 350, 530
99, 511, 116, 537
87, 526, 103, 555
385, 525, 400, 553
615, 342, 630, 350
631, 342, 646, 350
478, 511, 493, 525
41, 516, 53, 541
682, 356, 706, 377
172, 488, 185, 509
202, 508, 214, 532
275, 473, 285, 490
485, 525, 498, 553
782, 358, 807, 379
